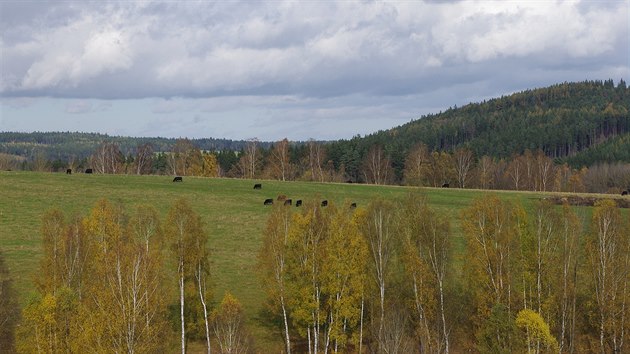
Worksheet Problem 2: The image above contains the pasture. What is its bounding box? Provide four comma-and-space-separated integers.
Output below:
0, 171, 610, 351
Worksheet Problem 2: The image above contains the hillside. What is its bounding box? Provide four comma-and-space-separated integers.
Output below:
326, 80, 630, 178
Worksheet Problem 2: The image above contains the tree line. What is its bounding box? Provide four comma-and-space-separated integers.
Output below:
258, 195, 629, 353
3, 134, 629, 194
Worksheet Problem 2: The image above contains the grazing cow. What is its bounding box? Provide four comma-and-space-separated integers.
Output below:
295, 200, 302, 207
264, 198, 274, 205
442, 183, 449, 188
284, 199, 292, 206
346, 179, 353, 184
623, 190, 629, 196
321, 200, 328, 207
66, 169, 72, 175
277, 195, 287, 201
85, 168, 93, 174
173, 176, 183, 182
350, 202, 357, 208
253, 183, 262, 189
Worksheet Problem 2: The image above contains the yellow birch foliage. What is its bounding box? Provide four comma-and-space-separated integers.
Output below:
516, 309, 559, 353
322, 205, 368, 350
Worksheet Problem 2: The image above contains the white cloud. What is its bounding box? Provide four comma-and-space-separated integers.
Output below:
0, 0, 627, 140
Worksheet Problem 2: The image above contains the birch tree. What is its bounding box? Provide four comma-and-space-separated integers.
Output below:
211, 292, 251, 354
239, 138, 260, 179
76, 200, 168, 353
404, 143, 429, 186
362, 145, 391, 185
286, 201, 330, 354
400, 194, 452, 353
307, 139, 326, 182
586, 199, 629, 354
453, 148, 474, 189
555, 204, 580, 353
322, 205, 368, 352
270, 138, 291, 181
462, 195, 523, 352
260, 204, 293, 354
359, 199, 398, 352
135, 143, 154, 175
166, 198, 208, 354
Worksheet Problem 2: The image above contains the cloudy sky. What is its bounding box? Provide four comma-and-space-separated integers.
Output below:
1, 0, 628, 141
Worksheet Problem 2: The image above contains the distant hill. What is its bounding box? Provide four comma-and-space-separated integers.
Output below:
325, 80, 629, 179
2, 80, 628, 172
0, 132, 258, 161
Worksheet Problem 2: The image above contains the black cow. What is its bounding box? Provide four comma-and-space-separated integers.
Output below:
173, 176, 183, 182
442, 183, 450, 188
253, 183, 262, 189
66, 169, 72, 175
321, 200, 328, 207
284, 199, 292, 206
623, 190, 629, 196
264, 198, 274, 205
295, 200, 302, 207
350, 202, 357, 208
85, 168, 93, 174
346, 179, 353, 184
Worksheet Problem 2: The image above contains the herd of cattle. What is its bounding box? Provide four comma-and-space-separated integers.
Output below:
256, 184, 356, 208
61, 169, 630, 198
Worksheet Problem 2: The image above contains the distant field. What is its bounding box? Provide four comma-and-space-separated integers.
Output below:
0, 171, 619, 351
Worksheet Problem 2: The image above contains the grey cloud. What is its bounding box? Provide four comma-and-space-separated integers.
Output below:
2, 0, 626, 101
0, 0, 628, 141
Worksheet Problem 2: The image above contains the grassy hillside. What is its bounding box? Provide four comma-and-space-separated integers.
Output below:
0, 171, 619, 351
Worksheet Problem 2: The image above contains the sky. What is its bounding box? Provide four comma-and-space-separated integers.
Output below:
1, 0, 628, 141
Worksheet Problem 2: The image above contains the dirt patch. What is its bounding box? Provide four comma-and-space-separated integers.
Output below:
544, 195, 630, 208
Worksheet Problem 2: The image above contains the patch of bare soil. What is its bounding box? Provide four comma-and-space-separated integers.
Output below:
544, 195, 630, 208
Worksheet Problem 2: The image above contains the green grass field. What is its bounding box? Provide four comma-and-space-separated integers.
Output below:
0, 171, 621, 351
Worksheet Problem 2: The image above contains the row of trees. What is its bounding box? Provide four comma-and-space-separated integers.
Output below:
4, 136, 630, 194
259, 195, 630, 353
14, 199, 251, 353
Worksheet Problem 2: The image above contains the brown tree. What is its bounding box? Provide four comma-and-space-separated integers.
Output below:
404, 143, 429, 186
534, 150, 554, 192
238, 138, 260, 179
307, 139, 326, 182
362, 145, 391, 185
135, 143, 154, 175
476, 156, 496, 190
92, 142, 124, 174
453, 148, 474, 189
269, 138, 291, 181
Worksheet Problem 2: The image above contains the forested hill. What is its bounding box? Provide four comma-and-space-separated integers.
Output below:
0, 132, 262, 161
326, 79, 629, 173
